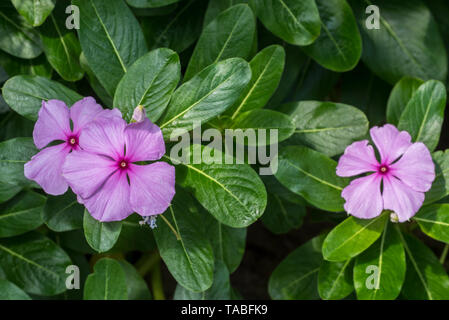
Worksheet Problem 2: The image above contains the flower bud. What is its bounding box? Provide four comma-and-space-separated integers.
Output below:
131, 105, 146, 123
390, 212, 399, 223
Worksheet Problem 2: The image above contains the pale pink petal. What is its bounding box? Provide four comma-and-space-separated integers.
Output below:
383, 176, 424, 222
70, 97, 104, 134
33, 100, 71, 149
128, 162, 175, 216
62, 150, 117, 199
336, 140, 379, 177
370, 124, 412, 164
341, 173, 383, 219
24, 144, 70, 195
124, 119, 165, 162
390, 142, 435, 192
78, 116, 127, 159
83, 170, 133, 222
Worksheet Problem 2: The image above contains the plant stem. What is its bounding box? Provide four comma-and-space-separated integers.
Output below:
135, 252, 160, 277
151, 260, 165, 300
160, 214, 181, 240
440, 244, 449, 264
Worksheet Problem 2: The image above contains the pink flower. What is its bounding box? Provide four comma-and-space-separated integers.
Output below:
62, 116, 175, 222
24, 98, 120, 195
336, 124, 435, 222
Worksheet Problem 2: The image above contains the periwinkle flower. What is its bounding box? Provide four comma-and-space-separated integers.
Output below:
24, 98, 120, 195
62, 115, 175, 222
336, 124, 435, 222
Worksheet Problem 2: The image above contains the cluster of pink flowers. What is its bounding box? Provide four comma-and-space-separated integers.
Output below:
25, 98, 175, 222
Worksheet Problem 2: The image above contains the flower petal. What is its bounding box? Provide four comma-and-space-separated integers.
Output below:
62, 150, 117, 199
125, 119, 165, 162
82, 170, 133, 222
128, 162, 175, 216
70, 97, 104, 134
336, 140, 379, 177
383, 176, 424, 222
33, 100, 71, 149
78, 116, 126, 159
370, 124, 412, 164
24, 144, 70, 195
390, 142, 435, 192
341, 173, 383, 219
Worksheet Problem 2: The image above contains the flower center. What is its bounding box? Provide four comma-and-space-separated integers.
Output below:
67, 136, 78, 148
379, 165, 389, 174
120, 161, 128, 169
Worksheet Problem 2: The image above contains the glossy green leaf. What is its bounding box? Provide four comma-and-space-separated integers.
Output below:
274, 146, 348, 212
114, 48, 180, 122
397, 80, 446, 151
0, 279, 31, 300
302, 0, 361, 72
2, 75, 82, 121
43, 191, 84, 232
414, 204, 449, 244
0, 191, 46, 238
269, 235, 323, 300
399, 232, 449, 299
261, 193, 305, 234
11, 0, 55, 27
174, 261, 231, 300
126, 0, 180, 8
0, 138, 37, 187
0, 232, 71, 296
0, 181, 22, 204
0, 51, 52, 78
203, 0, 248, 27
184, 4, 255, 81
0, 4, 42, 59
153, 188, 214, 292
282, 101, 369, 157
83, 210, 122, 253
318, 259, 354, 300
353, 222, 405, 300
425, 150, 449, 205
159, 58, 251, 137
386, 77, 423, 125
79, 52, 113, 106
0, 112, 34, 143
84, 258, 127, 300
73, 0, 147, 95
227, 45, 285, 119
39, 0, 83, 82
249, 0, 320, 46
322, 214, 388, 262
118, 260, 152, 300
110, 215, 156, 253
350, 0, 447, 84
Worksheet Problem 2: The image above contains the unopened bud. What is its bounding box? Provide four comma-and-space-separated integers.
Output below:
131, 105, 146, 123
390, 212, 399, 223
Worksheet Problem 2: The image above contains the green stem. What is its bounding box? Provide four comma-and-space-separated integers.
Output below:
160, 214, 181, 240
151, 260, 165, 300
440, 244, 449, 265
135, 252, 160, 277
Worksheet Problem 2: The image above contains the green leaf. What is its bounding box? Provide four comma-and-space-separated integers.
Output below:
153, 188, 214, 292
0, 112, 34, 142
79, 52, 113, 106
174, 261, 231, 300
249, 0, 320, 46
0, 51, 52, 78
386, 77, 423, 126
425, 150, 449, 205
268, 235, 323, 300
302, 0, 361, 72
158, 58, 251, 138
349, 0, 447, 84
43, 191, 84, 232
84, 258, 127, 300
0, 279, 31, 300
83, 210, 122, 253
126, 0, 180, 8
110, 214, 156, 253
261, 193, 305, 235
230, 109, 294, 146
0, 181, 22, 204
397, 80, 446, 151
0, 138, 37, 187
0, 191, 46, 238
322, 214, 388, 262
2, 75, 82, 121
318, 259, 354, 300
0, 4, 42, 59
0, 232, 71, 296
353, 222, 405, 300
227, 45, 285, 119
274, 146, 348, 212
399, 232, 449, 299
203, 0, 248, 27
174, 145, 267, 228
117, 260, 152, 300
11, 0, 55, 27
414, 204, 449, 244
282, 101, 369, 157
73, 0, 147, 95
39, 0, 84, 82
114, 48, 180, 122
184, 4, 255, 81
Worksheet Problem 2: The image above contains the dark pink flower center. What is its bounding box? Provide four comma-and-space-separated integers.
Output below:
378, 164, 389, 175
67, 135, 78, 149
118, 159, 129, 170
